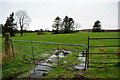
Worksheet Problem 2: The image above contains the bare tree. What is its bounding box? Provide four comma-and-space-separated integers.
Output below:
15, 10, 31, 36
74, 22, 81, 30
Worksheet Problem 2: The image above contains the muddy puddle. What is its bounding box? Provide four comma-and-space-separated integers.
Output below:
28, 50, 86, 78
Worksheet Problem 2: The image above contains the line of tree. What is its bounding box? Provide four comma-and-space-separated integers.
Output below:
52, 16, 75, 34
2, 11, 102, 37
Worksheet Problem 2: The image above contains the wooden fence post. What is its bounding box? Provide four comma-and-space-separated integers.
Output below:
5, 33, 11, 54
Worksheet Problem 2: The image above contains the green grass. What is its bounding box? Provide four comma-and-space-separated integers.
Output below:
11, 32, 88, 44
2, 59, 34, 79
81, 67, 119, 78
44, 66, 78, 78
2, 32, 119, 79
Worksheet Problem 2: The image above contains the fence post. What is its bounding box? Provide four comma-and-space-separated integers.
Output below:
5, 33, 11, 54
10, 39, 15, 59
87, 36, 89, 69
31, 41, 35, 72
85, 51, 87, 69
55, 44, 60, 68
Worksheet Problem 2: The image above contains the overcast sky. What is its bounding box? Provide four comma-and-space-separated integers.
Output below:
0, 0, 119, 30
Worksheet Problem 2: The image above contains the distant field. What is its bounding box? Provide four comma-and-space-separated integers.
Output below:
11, 32, 118, 45
2, 32, 119, 79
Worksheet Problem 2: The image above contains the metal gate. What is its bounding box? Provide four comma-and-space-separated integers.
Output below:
10, 39, 88, 73
88, 37, 120, 68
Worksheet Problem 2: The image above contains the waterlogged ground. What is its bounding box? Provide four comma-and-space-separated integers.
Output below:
27, 50, 86, 78
2, 32, 119, 79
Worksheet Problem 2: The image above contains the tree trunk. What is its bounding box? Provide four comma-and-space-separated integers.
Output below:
21, 27, 23, 36
56, 27, 59, 33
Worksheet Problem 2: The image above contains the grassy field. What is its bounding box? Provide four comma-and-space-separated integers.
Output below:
2, 32, 119, 79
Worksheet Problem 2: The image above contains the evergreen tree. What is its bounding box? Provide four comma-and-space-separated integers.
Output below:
92, 20, 101, 32
62, 16, 74, 33
52, 16, 75, 34
68, 18, 74, 31
52, 16, 61, 34
2, 12, 17, 37
0, 24, 3, 34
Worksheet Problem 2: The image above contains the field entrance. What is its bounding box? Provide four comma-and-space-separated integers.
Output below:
10, 40, 88, 78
